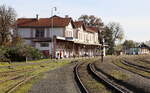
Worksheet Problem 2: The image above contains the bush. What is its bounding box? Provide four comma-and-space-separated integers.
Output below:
0, 45, 44, 62
6, 46, 26, 61
0, 46, 10, 62
26, 46, 44, 60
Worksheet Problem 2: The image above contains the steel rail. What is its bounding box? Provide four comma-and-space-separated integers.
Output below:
74, 63, 89, 93
89, 63, 133, 93
122, 60, 150, 73
113, 61, 150, 79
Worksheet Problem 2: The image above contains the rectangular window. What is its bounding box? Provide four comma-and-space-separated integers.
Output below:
35, 28, 45, 38
69, 31, 70, 37
40, 43, 49, 47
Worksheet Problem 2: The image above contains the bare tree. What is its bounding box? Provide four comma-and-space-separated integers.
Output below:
107, 22, 124, 42
101, 22, 124, 55
0, 5, 16, 46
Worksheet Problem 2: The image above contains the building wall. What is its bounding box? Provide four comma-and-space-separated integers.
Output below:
65, 22, 74, 37
125, 47, 150, 55
17, 22, 100, 58
48, 28, 65, 37
18, 28, 65, 38
139, 48, 150, 54
73, 29, 78, 38
18, 25, 99, 45
77, 26, 85, 43
18, 28, 32, 38
24, 40, 32, 45
88, 32, 94, 44
35, 42, 53, 54
94, 33, 99, 44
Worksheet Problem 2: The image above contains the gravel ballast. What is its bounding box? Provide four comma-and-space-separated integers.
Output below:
94, 57, 150, 93
29, 62, 80, 93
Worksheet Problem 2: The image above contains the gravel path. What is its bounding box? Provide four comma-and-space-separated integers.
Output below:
29, 62, 80, 93
94, 57, 150, 93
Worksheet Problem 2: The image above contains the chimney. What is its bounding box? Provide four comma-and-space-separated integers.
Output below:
36, 14, 39, 20
65, 15, 69, 18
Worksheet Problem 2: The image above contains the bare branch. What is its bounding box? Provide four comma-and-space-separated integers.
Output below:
0, 5, 17, 46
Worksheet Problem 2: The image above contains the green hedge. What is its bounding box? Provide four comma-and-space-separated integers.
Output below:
0, 46, 10, 62
0, 45, 44, 62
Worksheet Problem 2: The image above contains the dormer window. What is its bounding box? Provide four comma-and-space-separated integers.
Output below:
35, 28, 45, 38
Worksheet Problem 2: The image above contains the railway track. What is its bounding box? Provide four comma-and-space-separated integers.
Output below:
74, 63, 89, 93
88, 63, 133, 93
0, 65, 46, 93
6, 75, 36, 93
112, 61, 150, 79
139, 59, 150, 64
75, 62, 133, 93
122, 60, 150, 73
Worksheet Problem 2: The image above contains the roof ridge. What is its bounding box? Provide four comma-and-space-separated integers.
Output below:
18, 18, 37, 20
17, 15, 73, 27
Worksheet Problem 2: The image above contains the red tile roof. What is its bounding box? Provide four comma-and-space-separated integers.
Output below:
73, 21, 99, 33
86, 26, 99, 33
17, 16, 99, 33
73, 21, 84, 28
73, 21, 87, 30
17, 16, 73, 28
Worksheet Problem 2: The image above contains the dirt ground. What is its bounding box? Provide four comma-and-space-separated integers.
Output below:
94, 57, 150, 93
29, 62, 80, 93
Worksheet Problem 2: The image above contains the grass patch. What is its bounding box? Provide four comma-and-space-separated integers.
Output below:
12, 74, 42, 93
0, 57, 95, 93
127, 59, 150, 69
0, 59, 51, 67
113, 59, 150, 77
110, 70, 130, 80
0, 59, 70, 93
85, 80, 111, 93
79, 61, 111, 93
0, 62, 10, 66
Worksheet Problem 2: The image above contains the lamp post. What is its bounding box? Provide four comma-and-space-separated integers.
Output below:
101, 37, 105, 62
51, 7, 57, 58
99, 26, 105, 63
51, 7, 57, 33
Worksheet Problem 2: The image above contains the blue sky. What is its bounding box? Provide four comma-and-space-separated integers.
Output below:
1, 0, 150, 42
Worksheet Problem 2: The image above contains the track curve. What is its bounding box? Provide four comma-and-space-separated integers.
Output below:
74, 63, 89, 93
89, 63, 133, 93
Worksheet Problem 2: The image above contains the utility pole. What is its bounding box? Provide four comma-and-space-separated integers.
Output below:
51, 7, 57, 58
101, 37, 105, 62
99, 26, 105, 63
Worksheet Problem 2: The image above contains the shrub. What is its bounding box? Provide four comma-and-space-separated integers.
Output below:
0, 45, 44, 62
25, 46, 44, 60
0, 46, 10, 62
6, 46, 26, 61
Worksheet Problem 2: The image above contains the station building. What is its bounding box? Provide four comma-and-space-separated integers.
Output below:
16, 15, 104, 58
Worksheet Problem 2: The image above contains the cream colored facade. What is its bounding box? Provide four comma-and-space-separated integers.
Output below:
17, 16, 101, 58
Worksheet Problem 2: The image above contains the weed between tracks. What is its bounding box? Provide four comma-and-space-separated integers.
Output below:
110, 70, 131, 80
126, 59, 150, 69
11, 74, 42, 93
0, 59, 70, 93
78, 63, 111, 93
94, 57, 131, 81
0, 57, 96, 93
113, 59, 150, 77
0, 59, 51, 66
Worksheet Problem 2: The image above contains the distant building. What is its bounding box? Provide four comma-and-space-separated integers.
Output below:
16, 15, 104, 58
124, 47, 139, 55
124, 42, 150, 55
138, 43, 150, 54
